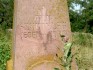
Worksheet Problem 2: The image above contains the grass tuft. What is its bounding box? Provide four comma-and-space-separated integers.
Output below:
72, 32, 93, 70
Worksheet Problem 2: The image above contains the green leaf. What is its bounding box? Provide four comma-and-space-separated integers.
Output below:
54, 68, 60, 70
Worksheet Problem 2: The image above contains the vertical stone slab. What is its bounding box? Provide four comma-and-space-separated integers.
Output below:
14, 0, 71, 70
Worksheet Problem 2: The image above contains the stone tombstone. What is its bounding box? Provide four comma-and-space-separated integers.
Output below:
14, 0, 71, 70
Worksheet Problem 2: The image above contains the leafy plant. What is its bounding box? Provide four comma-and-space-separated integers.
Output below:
62, 43, 73, 70
0, 29, 11, 70
56, 41, 73, 70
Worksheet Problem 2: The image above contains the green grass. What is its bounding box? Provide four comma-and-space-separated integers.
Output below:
72, 32, 93, 70
0, 29, 12, 70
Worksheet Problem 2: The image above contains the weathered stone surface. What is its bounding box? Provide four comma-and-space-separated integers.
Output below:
14, 0, 71, 70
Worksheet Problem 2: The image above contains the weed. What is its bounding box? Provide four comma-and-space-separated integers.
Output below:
0, 29, 11, 70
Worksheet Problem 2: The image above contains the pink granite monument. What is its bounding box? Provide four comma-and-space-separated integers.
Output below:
14, 0, 71, 70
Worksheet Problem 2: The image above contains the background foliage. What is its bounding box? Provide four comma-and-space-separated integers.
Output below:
0, 0, 14, 30
67, 0, 93, 34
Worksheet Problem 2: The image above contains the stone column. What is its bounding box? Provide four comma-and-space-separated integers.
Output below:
13, 0, 72, 70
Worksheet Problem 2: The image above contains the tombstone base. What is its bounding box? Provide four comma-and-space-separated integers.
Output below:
28, 61, 61, 70
26, 54, 62, 70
